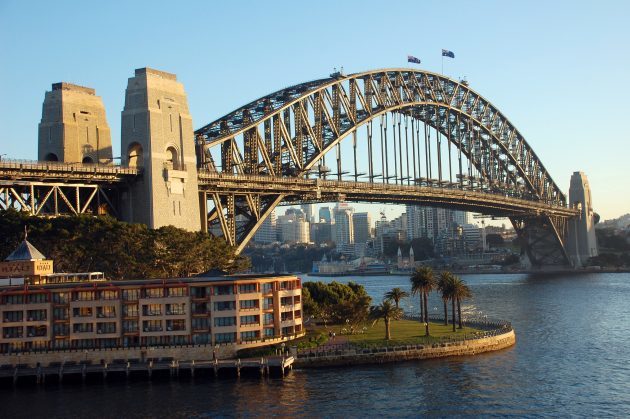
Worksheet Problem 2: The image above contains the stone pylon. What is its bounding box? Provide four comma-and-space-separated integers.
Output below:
566, 171, 599, 267
38, 82, 113, 164
120, 68, 201, 231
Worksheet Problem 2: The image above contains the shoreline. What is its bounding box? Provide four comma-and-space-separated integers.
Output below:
306, 268, 630, 277
295, 328, 516, 368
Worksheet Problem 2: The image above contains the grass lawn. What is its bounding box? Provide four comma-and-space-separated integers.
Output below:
310, 319, 482, 347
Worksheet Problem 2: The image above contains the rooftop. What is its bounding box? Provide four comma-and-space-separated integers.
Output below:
5, 239, 47, 261
51, 82, 96, 95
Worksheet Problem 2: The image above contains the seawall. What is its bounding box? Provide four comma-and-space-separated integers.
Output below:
295, 329, 516, 368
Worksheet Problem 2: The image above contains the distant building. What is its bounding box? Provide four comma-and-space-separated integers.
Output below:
301, 204, 315, 223
319, 207, 333, 223
310, 222, 332, 244
353, 212, 371, 245
332, 206, 354, 246
254, 210, 277, 243
280, 220, 310, 243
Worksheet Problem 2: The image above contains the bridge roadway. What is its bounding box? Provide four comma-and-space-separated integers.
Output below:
0, 160, 140, 183
197, 172, 578, 218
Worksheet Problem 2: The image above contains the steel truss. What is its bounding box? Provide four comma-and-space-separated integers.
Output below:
0, 181, 121, 217
196, 69, 577, 266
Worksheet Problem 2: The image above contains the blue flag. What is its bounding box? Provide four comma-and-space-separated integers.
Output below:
442, 49, 455, 58
407, 55, 421, 64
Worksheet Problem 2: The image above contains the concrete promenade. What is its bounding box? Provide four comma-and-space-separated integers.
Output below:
295, 329, 516, 368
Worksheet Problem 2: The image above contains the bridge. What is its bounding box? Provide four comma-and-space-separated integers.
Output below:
0, 67, 597, 267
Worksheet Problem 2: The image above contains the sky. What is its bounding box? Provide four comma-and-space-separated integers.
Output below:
1, 0, 629, 222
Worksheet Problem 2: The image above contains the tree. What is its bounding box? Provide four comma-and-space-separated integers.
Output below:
437, 271, 456, 326
302, 281, 372, 326
451, 276, 472, 329
384, 287, 409, 309
410, 266, 436, 336
369, 300, 403, 340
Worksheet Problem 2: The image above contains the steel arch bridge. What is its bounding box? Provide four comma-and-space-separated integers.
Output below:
195, 68, 578, 266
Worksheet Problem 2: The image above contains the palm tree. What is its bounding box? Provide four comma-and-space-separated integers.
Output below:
369, 300, 404, 340
384, 287, 410, 309
410, 266, 436, 336
451, 276, 473, 329
437, 271, 455, 326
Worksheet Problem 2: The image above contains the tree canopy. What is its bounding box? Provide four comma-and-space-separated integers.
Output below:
0, 210, 249, 279
302, 281, 372, 326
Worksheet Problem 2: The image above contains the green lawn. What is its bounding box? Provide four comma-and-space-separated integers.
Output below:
311, 319, 482, 347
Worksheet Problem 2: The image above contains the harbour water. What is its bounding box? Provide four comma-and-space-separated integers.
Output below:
2, 272, 630, 417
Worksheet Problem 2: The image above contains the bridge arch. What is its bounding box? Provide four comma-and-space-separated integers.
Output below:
195, 69, 575, 266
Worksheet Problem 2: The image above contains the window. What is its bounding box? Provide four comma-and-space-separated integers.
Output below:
28, 293, 47, 303
101, 290, 118, 300
142, 320, 162, 332
3, 311, 23, 322
263, 297, 274, 310
214, 317, 236, 327
264, 328, 274, 337
122, 289, 140, 301
97, 306, 116, 318
3, 295, 23, 304
167, 287, 186, 297
144, 288, 163, 298
215, 332, 236, 343
26, 309, 47, 321
294, 295, 301, 304
263, 313, 274, 325
53, 307, 69, 320
143, 304, 162, 316
73, 307, 92, 317
53, 323, 69, 336
96, 322, 116, 334
3, 326, 23, 338
123, 305, 139, 317
281, 312, 294, 322
53, 292, 69, 304
74, 291, 95, 301
190, 287, 209, 299
73, 323, 93, 333
214, 285, 233, 296
281, 297, 293, 306
241, 331, 259, 341
166, 319, 186, 331
238, 283, 257, 294
192, 318, 209, 330
191, 302, 208, 315
123, 320, 138, 333
240, 315, 259, 326
239, 299, 258, 310
213, 301, 235, 311
261, 283, 274, 294
166, 303, 186, 315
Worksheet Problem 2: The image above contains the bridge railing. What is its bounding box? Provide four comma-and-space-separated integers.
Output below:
0, 158, 141, 175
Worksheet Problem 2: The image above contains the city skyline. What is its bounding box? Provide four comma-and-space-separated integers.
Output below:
1, 1, 629, 221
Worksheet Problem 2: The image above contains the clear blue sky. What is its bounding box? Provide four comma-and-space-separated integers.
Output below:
1, 0, 628, 221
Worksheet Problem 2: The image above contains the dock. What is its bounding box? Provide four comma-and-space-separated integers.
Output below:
0, 356, 294, 386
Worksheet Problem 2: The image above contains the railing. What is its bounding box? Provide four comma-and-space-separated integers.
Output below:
0, 158, 141, 175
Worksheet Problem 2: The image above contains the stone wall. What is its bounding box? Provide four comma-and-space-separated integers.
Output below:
295, 329, 516, 368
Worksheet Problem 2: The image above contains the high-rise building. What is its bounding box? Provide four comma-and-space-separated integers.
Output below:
319, 207, 333, 223
280, 220, 310, 243
353, 212, 371, 244
310, 222, 333, 244
254, 210, 277, 243
301, 204, 315, 223
332, 206, 354, 246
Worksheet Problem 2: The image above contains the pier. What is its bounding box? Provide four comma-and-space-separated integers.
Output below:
0, 356, 294, 386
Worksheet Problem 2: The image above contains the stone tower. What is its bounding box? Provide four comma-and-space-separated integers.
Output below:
120, 68, 201, 231
38, 82, 113, 164
566, 171, 598, 267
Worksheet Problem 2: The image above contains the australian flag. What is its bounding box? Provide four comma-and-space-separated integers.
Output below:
442, 49, 455, 58
407, 55, 421, 64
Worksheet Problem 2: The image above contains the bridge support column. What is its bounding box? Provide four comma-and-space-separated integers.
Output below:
566, 172, 598, 267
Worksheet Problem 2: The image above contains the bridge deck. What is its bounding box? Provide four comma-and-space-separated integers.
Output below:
198, 172, 577, 218
0, 160, 141, 182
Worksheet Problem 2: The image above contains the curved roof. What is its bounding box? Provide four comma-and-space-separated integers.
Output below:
5, 240, 46, 261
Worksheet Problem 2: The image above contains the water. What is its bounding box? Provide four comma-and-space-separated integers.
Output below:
2, 273, 630, 417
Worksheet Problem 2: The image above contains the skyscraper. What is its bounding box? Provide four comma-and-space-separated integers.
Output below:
353, 212, 372, 244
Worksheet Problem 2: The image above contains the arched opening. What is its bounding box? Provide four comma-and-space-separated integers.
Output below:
166, 146, 180, 170
127, 143, 143, 168
44, 153, 58, 162
82, 156, 94, 164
